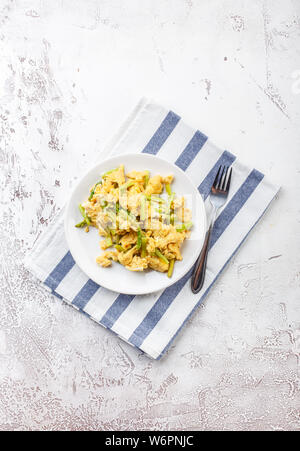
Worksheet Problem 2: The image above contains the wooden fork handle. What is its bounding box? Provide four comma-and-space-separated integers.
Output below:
191, 225, 212, 294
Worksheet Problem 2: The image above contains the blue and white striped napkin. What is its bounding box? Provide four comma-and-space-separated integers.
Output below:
25, 98, 280, 359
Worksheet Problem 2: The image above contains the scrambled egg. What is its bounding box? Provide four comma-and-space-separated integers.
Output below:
76, 165, 193, 278
96, 251, 118, 267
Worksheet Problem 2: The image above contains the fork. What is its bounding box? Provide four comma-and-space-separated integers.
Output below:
191, 165, 233, 294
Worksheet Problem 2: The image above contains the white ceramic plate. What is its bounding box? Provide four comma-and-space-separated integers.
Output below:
64, 153, 207, 295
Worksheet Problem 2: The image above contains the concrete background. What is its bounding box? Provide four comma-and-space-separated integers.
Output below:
0, 0, 299, 430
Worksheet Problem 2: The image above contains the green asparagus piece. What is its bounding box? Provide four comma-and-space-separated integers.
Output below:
79, 204, 91, 225
114, 244, 125, 252
75, 219, 87, 228
184, 221, 193, 230
100, 199, 108, 209
167, 259, 175, 278
120, 180, 134, 193
144, 171, 150, 188
165, 183, 172, 196
145, 195, 166, 204
137, 228, 142, 250
102, 167, 118, 178
88, 180, 102, 201
168, 192, 175, 207
176, 221, 193, 232
141, 236, 147, 258
155, 248, 169, 265
105, 234, 113, 248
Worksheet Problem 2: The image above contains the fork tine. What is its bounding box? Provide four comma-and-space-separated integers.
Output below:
213, 166, 222, 188
217, 166, 226, 189
218, 166, 226, 189
225, 167, 232, 192
221, 166, 229, 190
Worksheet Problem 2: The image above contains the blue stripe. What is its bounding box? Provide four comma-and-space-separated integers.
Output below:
209, 169, 264, 248
100, 294, 135, 328
44, 251, 75, 291
141, 111, 180, 155
72, 279, 100, 310
128, 169, 264, 348
130, 268, 193, 348
175, 130, 207, 171
198, 151, 236, 200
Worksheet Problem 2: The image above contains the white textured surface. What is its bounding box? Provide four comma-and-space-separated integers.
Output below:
0, 0, 299, 431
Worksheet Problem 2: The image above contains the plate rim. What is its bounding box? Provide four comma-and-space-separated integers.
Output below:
64, 153, 207, 295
